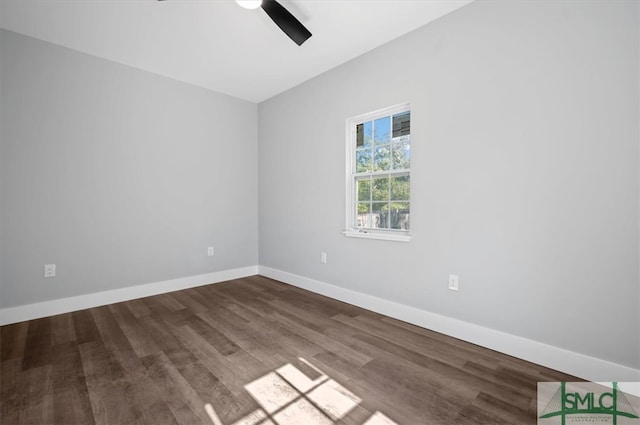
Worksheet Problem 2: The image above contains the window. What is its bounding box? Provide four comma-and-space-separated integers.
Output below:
344, 103, 411, 242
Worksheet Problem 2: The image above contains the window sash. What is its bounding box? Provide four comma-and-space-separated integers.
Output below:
345, 103, 411, 240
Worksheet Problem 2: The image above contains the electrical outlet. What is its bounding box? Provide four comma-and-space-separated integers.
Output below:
207, 247, 215, 257
448, 274, 459, 291
44, 264, 56, 278
320, 252, 327, 264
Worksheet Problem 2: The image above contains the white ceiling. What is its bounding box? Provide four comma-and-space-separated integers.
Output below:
0, 0, 472, 103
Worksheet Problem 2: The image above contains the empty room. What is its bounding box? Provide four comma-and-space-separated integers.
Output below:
1, 0, 639, 424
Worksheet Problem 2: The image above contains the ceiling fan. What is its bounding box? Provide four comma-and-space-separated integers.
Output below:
158, 0, 312, 46
236, 0, 312, 46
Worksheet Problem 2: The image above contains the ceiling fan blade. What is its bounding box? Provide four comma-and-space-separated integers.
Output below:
261, 0, 311, 46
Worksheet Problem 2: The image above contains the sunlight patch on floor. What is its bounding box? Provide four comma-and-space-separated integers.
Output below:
362, 411, 398, 425
205, 357, 399, 425
245, 371, 302, 415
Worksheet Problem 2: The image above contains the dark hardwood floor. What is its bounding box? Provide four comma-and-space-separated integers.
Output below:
1, 275, 578, 424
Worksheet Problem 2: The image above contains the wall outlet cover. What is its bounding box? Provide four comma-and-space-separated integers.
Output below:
44, 264, 56, 278
448, 274, 459, 291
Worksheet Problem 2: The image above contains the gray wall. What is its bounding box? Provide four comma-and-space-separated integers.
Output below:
0, 29, 258, 308
258, 0, 639, 369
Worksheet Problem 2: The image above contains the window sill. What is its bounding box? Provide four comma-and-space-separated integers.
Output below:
343, 230, 412, 242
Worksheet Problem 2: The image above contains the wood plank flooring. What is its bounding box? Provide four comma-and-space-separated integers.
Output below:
0, 275, 579, 424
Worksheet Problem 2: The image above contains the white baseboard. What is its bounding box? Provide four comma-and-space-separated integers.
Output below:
3, 264, 637, 383
0, 265, 258, 326
258, 266, 640, 383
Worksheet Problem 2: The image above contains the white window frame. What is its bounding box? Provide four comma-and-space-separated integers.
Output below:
343, 102, 412, 242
